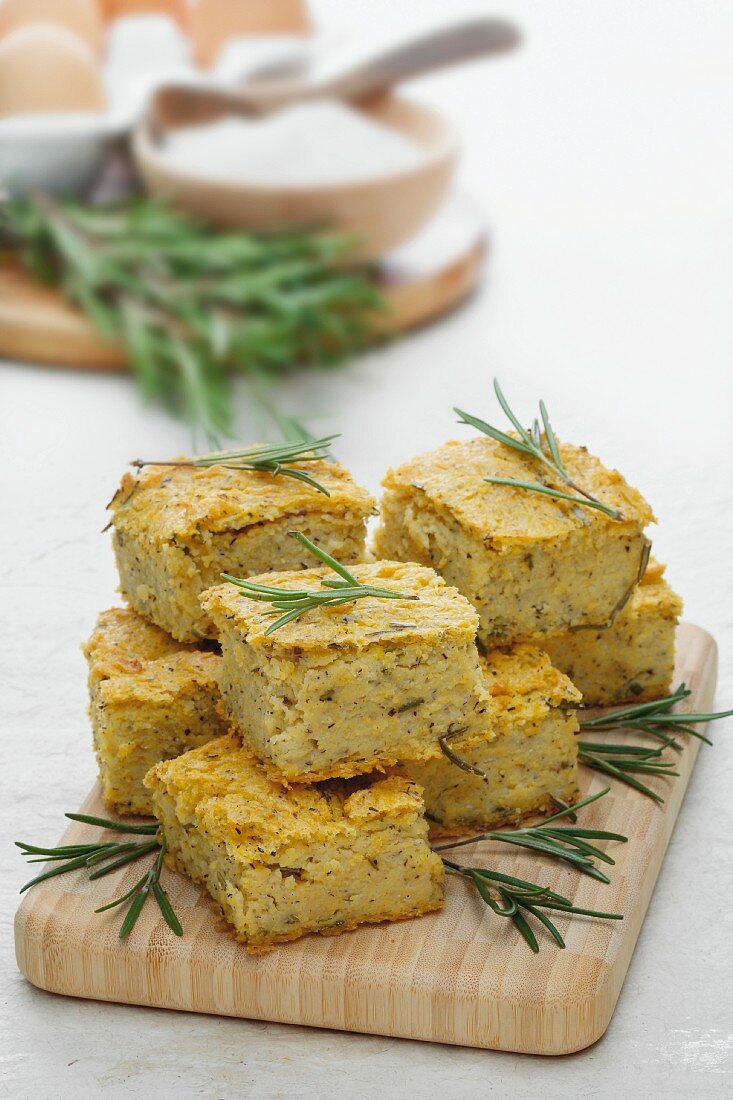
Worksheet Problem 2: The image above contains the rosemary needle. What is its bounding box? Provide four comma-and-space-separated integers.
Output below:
15, 815, 182, 939
433, 789, 626, 884
65, 812, 158, 834
443, 863, 623, 952
578, 683, 731, 747
575, 682, 731, 801
455, 378, 622, 519
576, 744, 678, 804
0, 194, 384, 443
436, 791, 625, 951
223, 531, 417, 635
131, 435, 340, 496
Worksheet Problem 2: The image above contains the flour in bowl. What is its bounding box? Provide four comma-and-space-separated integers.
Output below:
163, 100, 424, 186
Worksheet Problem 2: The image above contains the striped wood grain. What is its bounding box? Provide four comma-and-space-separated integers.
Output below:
14, 623, 716, 1055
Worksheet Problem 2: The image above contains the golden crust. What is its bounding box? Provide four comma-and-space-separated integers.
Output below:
110, 455, 375, 544
201, 559, 479, 652
631, 558, 683, 618
381, 436, 655, 541
481, 643, 582, 708
145, 733, 428, 857
84, 607, 189, 672
453, 645, 580, 752
258, 749, 407, 787
84, 608, 227, 816
405, 641, 580, 831
83, 607, 221, 705
148, 733, 444, 951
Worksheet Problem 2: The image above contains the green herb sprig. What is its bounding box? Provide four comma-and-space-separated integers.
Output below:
223, 531, 417, 635
437, 790, 625, 951
443, 865, 622, 952
578, 683, 730, 746
574, 683, 731, 802
1, 194, 384, 443
132, 435, 340, 496
576, 742, 679, 804
433, 789, 627, 883
455, 378, 622, 519
15, 813, 181, 940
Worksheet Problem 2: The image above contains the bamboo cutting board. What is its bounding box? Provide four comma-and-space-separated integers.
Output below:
14, 623, 716, 1055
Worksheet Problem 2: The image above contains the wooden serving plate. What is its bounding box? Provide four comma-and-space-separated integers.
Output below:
0, 192, 485, 371
14, 623, 715, 1056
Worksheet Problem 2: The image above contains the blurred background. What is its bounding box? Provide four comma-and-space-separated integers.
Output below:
2, 2, 732, 1096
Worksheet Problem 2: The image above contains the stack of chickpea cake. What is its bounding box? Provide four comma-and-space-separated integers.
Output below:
84, 427, 679, 951
374, 434, 681, 830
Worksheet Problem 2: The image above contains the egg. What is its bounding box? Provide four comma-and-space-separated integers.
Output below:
190, 0, 310, 69
0, 23, 106, 117
0, 0, 105, 56
100, 2, 188, 29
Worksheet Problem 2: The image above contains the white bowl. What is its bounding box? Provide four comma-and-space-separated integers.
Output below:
0, 110, 135, 197
0, 21, 311, 199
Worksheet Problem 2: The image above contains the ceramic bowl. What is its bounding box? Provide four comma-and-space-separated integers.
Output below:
132, 92, 458, 257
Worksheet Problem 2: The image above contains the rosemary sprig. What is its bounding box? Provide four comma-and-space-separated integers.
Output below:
1, 194, 384, 443
437, 791, 625, 951
443, 864, 623, 952
455, 378, 622, 519
433, 789, 627, 884
576, 742, 679, 804
575, 683, 730, 801
131, 435, 339, 496
15, 813, 182, 939
578, 683, 730, 747
223, 531, 417, 635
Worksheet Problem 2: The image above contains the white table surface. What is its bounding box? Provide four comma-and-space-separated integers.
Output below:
2, 2, 732, 1097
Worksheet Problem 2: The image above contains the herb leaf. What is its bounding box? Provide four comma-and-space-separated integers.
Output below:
574, 682, 728, 800
1, 194, 384, 444
223, 531, 417, 635
132, 436, 340, 497
433, 789, 626, 883
455, 379, 623, 520
438, 791, 624, 952
16, 817, 181, 939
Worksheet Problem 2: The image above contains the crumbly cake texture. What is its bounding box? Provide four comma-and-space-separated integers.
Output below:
144, 734, 445, 952
109, 456, 375, 642
543, 559, 682, 705
83, 608, 228, 815
201, 560, 490, 784
404, 644, 581, 832
373, 436, 654, 645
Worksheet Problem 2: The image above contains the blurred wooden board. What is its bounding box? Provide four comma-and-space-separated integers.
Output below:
0, 193, 485, 371
14, 624, 716, 1055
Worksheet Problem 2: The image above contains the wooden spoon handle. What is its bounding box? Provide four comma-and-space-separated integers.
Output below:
149, 17, 521, 127
308, 17, 521, 104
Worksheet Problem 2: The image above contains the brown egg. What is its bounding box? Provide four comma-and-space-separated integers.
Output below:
190, 0, 310, 69
0, 0, 105, 56
100, 1, 188, 29
0, 23, 106, 117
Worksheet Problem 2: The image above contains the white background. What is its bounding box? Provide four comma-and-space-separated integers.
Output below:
2, 1, 732, 1097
